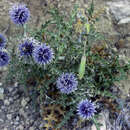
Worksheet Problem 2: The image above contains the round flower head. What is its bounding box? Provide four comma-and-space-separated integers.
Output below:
19, 38, 35, 57
77, 99, 96, 119
0, 51, 10, 67
57, 73, 78, 94
33, 44, 54, 65
0, 34, 6, 49
9, 4, 30, 25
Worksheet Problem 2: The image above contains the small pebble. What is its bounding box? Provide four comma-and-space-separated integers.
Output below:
29, 127, 34, 130
21, 98, 27, 107
4, 99, 10, 106
7, 114, 12, 120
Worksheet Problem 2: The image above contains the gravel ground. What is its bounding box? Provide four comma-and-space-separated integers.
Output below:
0, 0, 130, 130
0, 84, 45, 130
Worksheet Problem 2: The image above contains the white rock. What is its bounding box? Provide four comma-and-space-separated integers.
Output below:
107, 0, 130, 24
16, 116, 19, 121
7, 114, 12, 120
16, 125, 24, 130
0, 118, 4, 122
14, 82, 18, 87
0, 87, 4, 99
4, 99, 10, 106
29, 127, 34, 130
21, 98, 27, 107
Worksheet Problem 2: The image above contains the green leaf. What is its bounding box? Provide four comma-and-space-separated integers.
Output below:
85, 23, 90, 34
79, 55, 86, 80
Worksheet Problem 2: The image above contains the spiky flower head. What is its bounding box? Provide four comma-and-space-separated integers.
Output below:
0, 51, 10, 67
77, 99, 96, 119
9, 4, 30, 25
33, 44, 54, 65
19, 38, 35, 57
57, 73, 78, 94
0, 34, 6, 49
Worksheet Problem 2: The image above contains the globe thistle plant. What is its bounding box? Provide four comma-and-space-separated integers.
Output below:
19, 38, 35, 57
9, 4, 30, 25
0, 34, 6, 49
0, 51, 10, 67
56, 73, 78, 94
33, 44, 54, 65
77, 99, 96, 119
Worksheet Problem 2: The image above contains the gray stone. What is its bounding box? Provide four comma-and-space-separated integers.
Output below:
14, 121, 19, 125
19, 108, 27, 118
11, 121, 14, 125
16, 125, 24, 130
3, 128, 8, 130
7, 114, 12, 120
0, 87, 4, 100
0, 118, 4, 122
0, 112, 6, 121
8, 87, 14, 92
108, 0, 130, 24
4, 99, 10, 106
29, 127, 34, 130
91, 110, 110, 130
9, 97, 13, 102
21, 98, 27, 107
16, 116, 20, 121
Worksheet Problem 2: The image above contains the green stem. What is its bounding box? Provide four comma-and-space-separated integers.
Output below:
23, 24, 27, 37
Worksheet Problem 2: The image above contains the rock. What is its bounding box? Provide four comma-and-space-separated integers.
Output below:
0, 118, 4, 122
0, 87, 4, 100
16, 125, 24, 130
29, 127, 34, 130
14, 82, 18, 88
3, 128, 8, 130
8, 87, 14, 92
19, 108, 27, 118
114, 75, 130, 99
16, 116, 20, 121
14, 121, 19, 125
108, 0, 130, 25
21, 98, 27, 107
9, 97, 13, 103
7, 114, 12, 120
4, 99, 10, 106
0, 111, 6, 119
91, 110, 110, 130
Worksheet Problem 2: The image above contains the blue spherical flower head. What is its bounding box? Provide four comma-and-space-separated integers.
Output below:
57, 73, 78, 94
0, 34, 6, 49
19, 39, 34, 57
0, 51, 10, 67
77, 99, 96, 119
33, 44, 54, 65
9, 4, 30, 25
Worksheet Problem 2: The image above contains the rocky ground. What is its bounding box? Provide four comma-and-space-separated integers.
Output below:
0, 0, 130, 130
0, 83, 44, 130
